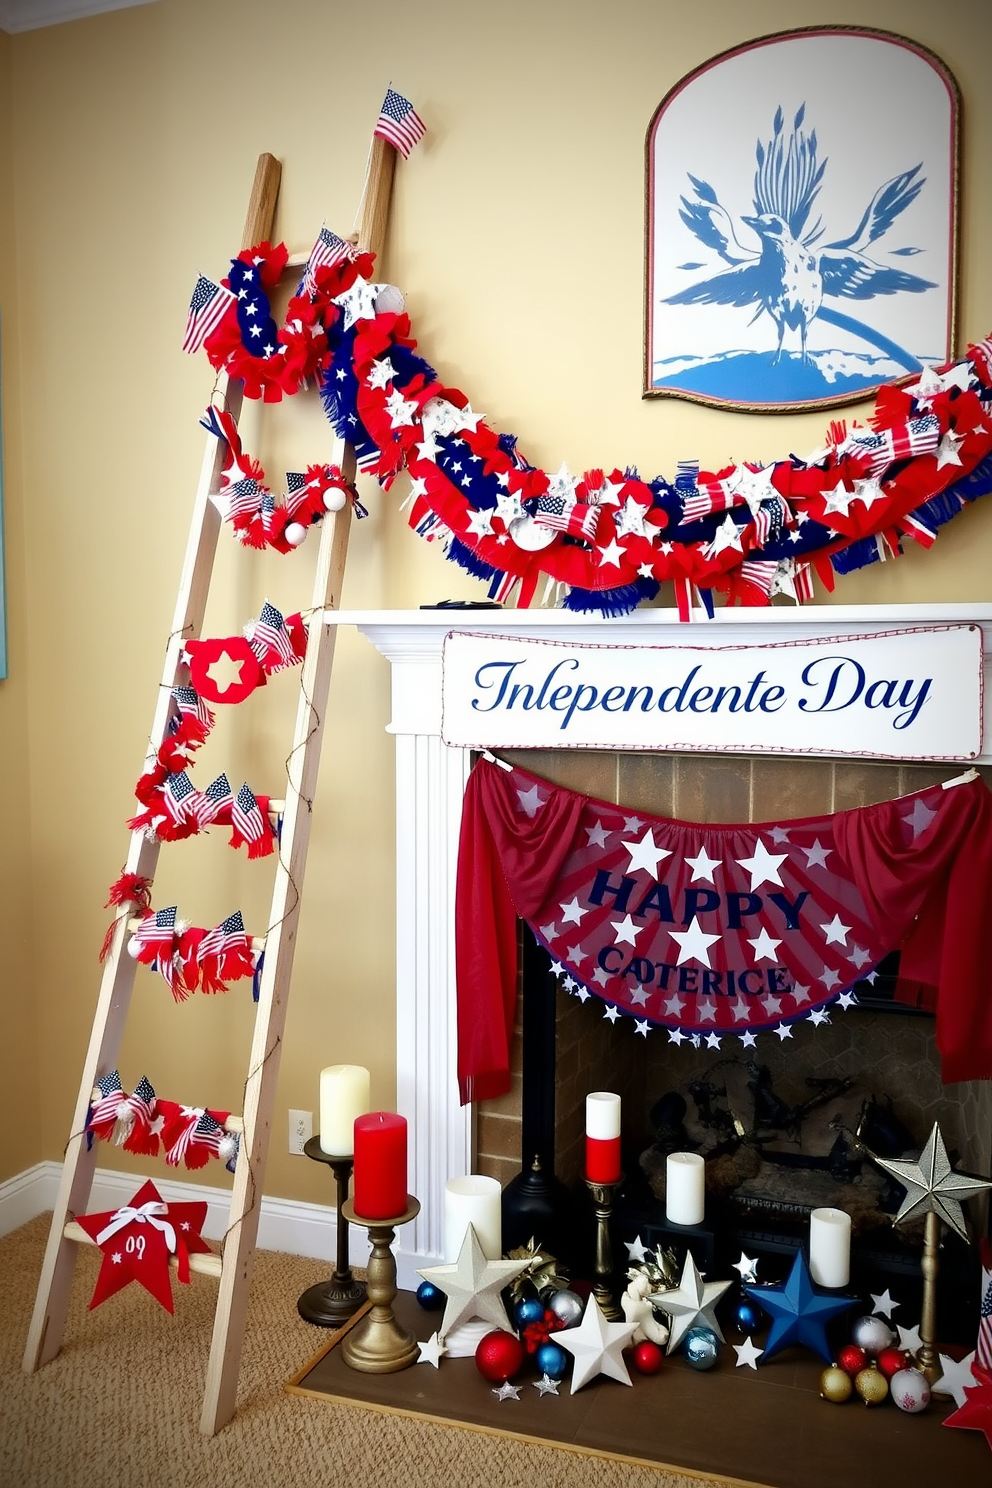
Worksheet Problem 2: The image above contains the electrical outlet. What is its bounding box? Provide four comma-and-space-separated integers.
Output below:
288, 1108, 313, 1155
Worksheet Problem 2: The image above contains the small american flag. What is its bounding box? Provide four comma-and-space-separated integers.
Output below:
534, 494, 600, 543
163, 771, 199, 827
89, 1070, 124, 1130
117, 1075, 157, 1145
172, 687, 213, 732
978, 1239, 992, 1371
739, 560, 778, 597
183, 275, 235, 354
231, 784, 266, 848
851, 413, 941, 477
302, 227, 354, 296
968, 338, 992, 387
250, 600, 296, 667
200, 773, 233, 824
285, 471, 311, 518
223, 476, 264, 523
198, 910, 247, 965
374, 88, 426, 159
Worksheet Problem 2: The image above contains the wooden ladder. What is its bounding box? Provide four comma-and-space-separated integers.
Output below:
23, 141, 398, 1435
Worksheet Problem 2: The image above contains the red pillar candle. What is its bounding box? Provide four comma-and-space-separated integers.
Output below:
353, 1111, 408, 1220
585, 1091, 621, 1183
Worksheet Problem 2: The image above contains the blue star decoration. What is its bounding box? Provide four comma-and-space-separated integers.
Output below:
745, 1251, 857, 1363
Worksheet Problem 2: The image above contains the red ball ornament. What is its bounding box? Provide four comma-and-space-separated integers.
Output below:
877, 1346, 911, 1380
632, 1340, 664, 1375
475, 1329, 525, 1383
837, 1344, 868, 1377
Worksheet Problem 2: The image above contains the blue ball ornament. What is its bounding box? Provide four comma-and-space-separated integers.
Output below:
734, 1299, 762, 1334
683, 1326, 720, 1370
514, 1296, 546, 1329
416, 1280, 445, 1310
534, 1341, 568, 1380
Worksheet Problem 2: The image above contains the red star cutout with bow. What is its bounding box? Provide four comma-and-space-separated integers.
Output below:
943, 1365, 992, 1453
75, 1179, 210, 1313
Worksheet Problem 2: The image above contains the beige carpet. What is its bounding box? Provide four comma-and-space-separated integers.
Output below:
0, 1215, 733, 1488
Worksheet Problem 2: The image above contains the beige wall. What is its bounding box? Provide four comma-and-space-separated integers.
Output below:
0, 25, 40, 1179
1, 0, 990, 1200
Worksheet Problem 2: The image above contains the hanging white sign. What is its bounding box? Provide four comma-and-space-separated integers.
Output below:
440, 625, 983, 759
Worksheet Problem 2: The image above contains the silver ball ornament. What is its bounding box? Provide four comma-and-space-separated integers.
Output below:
850, 1315, 895, 1355
683, 1326, 720, 1370
546, 1289, 584, 1328
890, 1367, 930, 1414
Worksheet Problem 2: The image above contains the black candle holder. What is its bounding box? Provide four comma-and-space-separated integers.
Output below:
296, 1134, 367, 1327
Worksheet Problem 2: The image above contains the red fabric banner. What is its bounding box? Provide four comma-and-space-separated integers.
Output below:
455, 757, 992, 1103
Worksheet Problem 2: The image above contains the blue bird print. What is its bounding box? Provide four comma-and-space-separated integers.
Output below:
666, 105, 935, 371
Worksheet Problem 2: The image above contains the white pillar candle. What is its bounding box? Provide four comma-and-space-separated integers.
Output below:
318, 1064, 371, 1156
585, 1092, 621, 1139
809, 1207, 852, 1288
666, 1151, 706, 1226
443, 1175, 502, 1262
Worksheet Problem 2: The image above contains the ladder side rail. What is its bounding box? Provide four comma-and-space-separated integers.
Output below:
23, 154, 281, 1373
200, 450, 354, 1433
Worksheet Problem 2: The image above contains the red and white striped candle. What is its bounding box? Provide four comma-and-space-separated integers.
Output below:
585, 1092, 621, 1183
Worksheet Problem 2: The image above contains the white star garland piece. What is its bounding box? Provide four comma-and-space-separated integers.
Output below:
416, 1332, 446, 1367
933, 1350, 978, 1407
554, 1294, 637, 1393
417, 1224, 530, 1341
734, 1336, 764, 1369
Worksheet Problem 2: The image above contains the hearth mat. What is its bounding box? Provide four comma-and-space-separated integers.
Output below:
286, 1291, 987, 1488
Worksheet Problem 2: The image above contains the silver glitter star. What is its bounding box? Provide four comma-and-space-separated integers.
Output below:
533, 1373, 560, 1396
492, 1380, 521, 1402
867, 1121, 992, 1243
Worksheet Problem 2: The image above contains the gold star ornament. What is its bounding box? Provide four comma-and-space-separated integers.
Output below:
868, 1121, 992, 1243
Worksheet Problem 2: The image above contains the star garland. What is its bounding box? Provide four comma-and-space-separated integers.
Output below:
191, 245, 992, 620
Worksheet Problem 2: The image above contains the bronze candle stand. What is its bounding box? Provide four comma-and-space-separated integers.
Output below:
340, 1195, 421, 1372
585, 1174, 623, 1321
296, 1135, 367, 1327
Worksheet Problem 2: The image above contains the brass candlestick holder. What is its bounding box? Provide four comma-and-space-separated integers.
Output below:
585, 1174, 623, 1321
296, 1136, 367, 1327
340, 1195, 421, 1372
917, 1210, 941, 1387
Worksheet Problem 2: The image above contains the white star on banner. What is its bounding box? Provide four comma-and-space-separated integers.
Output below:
749, 928, 782, 962
705, 1033, 721, 1050
836, 988, 857, 1007
603, 1005, 621, 1023
664, 993, 684, 1016
808, 1008, 831, 1026
516, 784, 546, 818
775, 1023, 794, 1041
623, 828, 672, 877
739, 1030, 758, 1048
822, 968, 843, 992
802, 839, 832, 869
761, 993, 782, 1016
629, 987, 650, 1008
591, 969, 609, 989
685, 845, 722, 883
668, 916, 721, 967
903, 798, 937, 838
611, 914, 640, 947
696, 999, 718, 1022
585, 820, 611, 848
790, 983, 812, 1004
539, 922, 557, 942
668, 1028, 687, 1045
623, 816, 644, 832
635, 1019, 650, 1037
559, 897, 587, 925
730, 997, 751, 1022
737, 839, 788, 889
821, 915, 851, 946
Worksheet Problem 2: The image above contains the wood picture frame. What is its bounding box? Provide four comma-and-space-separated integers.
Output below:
644, 28, 960, 414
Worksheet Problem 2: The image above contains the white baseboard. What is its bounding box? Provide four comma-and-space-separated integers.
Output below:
0, 1162, 438, 1291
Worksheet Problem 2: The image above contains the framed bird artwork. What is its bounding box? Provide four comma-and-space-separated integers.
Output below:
645, 28, 959, 413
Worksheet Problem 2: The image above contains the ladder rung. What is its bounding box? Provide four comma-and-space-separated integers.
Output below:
63, 1221, 224, 1279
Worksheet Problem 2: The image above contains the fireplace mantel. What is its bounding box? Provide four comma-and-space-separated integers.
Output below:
325, 603, 992, 1282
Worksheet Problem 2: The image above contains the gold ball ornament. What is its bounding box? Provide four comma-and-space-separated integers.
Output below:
819, 1365, 854, 1403
854, 1365, 889, 1406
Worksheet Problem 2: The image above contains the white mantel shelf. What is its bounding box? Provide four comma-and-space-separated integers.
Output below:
328, 603, 991, 1282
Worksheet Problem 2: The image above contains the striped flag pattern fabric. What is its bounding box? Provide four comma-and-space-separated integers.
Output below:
978, 1239, 992, 1371
182, 275, 235, 354
302, 227, 354, 296
374, 88, 426, 159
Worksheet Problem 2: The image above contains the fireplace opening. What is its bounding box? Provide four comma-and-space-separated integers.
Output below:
475, 749, 992, 1348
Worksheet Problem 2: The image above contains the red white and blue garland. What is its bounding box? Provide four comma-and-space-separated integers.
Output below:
87, 1069, 240, 1173
188, 238, 992, 620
